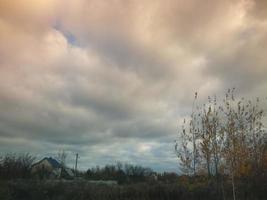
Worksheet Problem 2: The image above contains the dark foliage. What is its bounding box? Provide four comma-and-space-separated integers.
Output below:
0, 153, 35, 180
0, 178, 266, 200
0, 153, 266, 200
85, 163, 154, 184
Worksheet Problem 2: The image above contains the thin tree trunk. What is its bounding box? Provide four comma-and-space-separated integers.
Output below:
207, 156, 211, 177
221, 175, 226, 200
231, 168, 236, 200
193, 143, 196, 175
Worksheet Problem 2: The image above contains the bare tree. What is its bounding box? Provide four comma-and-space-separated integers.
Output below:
175, 92, 201, 175
0, 153, 35, 179
57, 150, 67, 178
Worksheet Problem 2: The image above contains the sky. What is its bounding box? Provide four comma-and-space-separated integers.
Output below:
0, 0, 267, 172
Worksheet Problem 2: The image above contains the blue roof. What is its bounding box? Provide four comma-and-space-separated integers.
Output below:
46, 157, 61, 168
32, 157, 62, 169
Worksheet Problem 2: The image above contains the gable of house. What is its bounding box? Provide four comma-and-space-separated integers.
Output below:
31, 157, 61, 173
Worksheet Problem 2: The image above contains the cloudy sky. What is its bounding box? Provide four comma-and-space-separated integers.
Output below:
0, 0, 267, 172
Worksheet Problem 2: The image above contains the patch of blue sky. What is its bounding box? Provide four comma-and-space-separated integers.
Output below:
53, 20, 78, 46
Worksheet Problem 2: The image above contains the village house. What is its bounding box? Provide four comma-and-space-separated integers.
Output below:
31, 157, 74, 179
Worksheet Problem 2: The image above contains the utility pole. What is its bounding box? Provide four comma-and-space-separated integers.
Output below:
75, 153, 79, 177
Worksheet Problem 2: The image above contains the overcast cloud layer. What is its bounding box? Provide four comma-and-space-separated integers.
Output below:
0, 0, 267, 172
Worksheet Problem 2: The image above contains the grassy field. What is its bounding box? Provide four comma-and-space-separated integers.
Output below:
0, 178, 265, 200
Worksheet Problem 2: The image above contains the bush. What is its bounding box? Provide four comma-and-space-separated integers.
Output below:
0, 153, 35, 180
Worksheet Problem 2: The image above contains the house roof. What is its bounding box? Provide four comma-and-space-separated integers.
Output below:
47, 157, 61, 168
32, 157, 61, 168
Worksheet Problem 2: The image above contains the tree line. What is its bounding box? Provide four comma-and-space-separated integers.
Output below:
0, 153, 156, 184
85, 163, 155, 184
